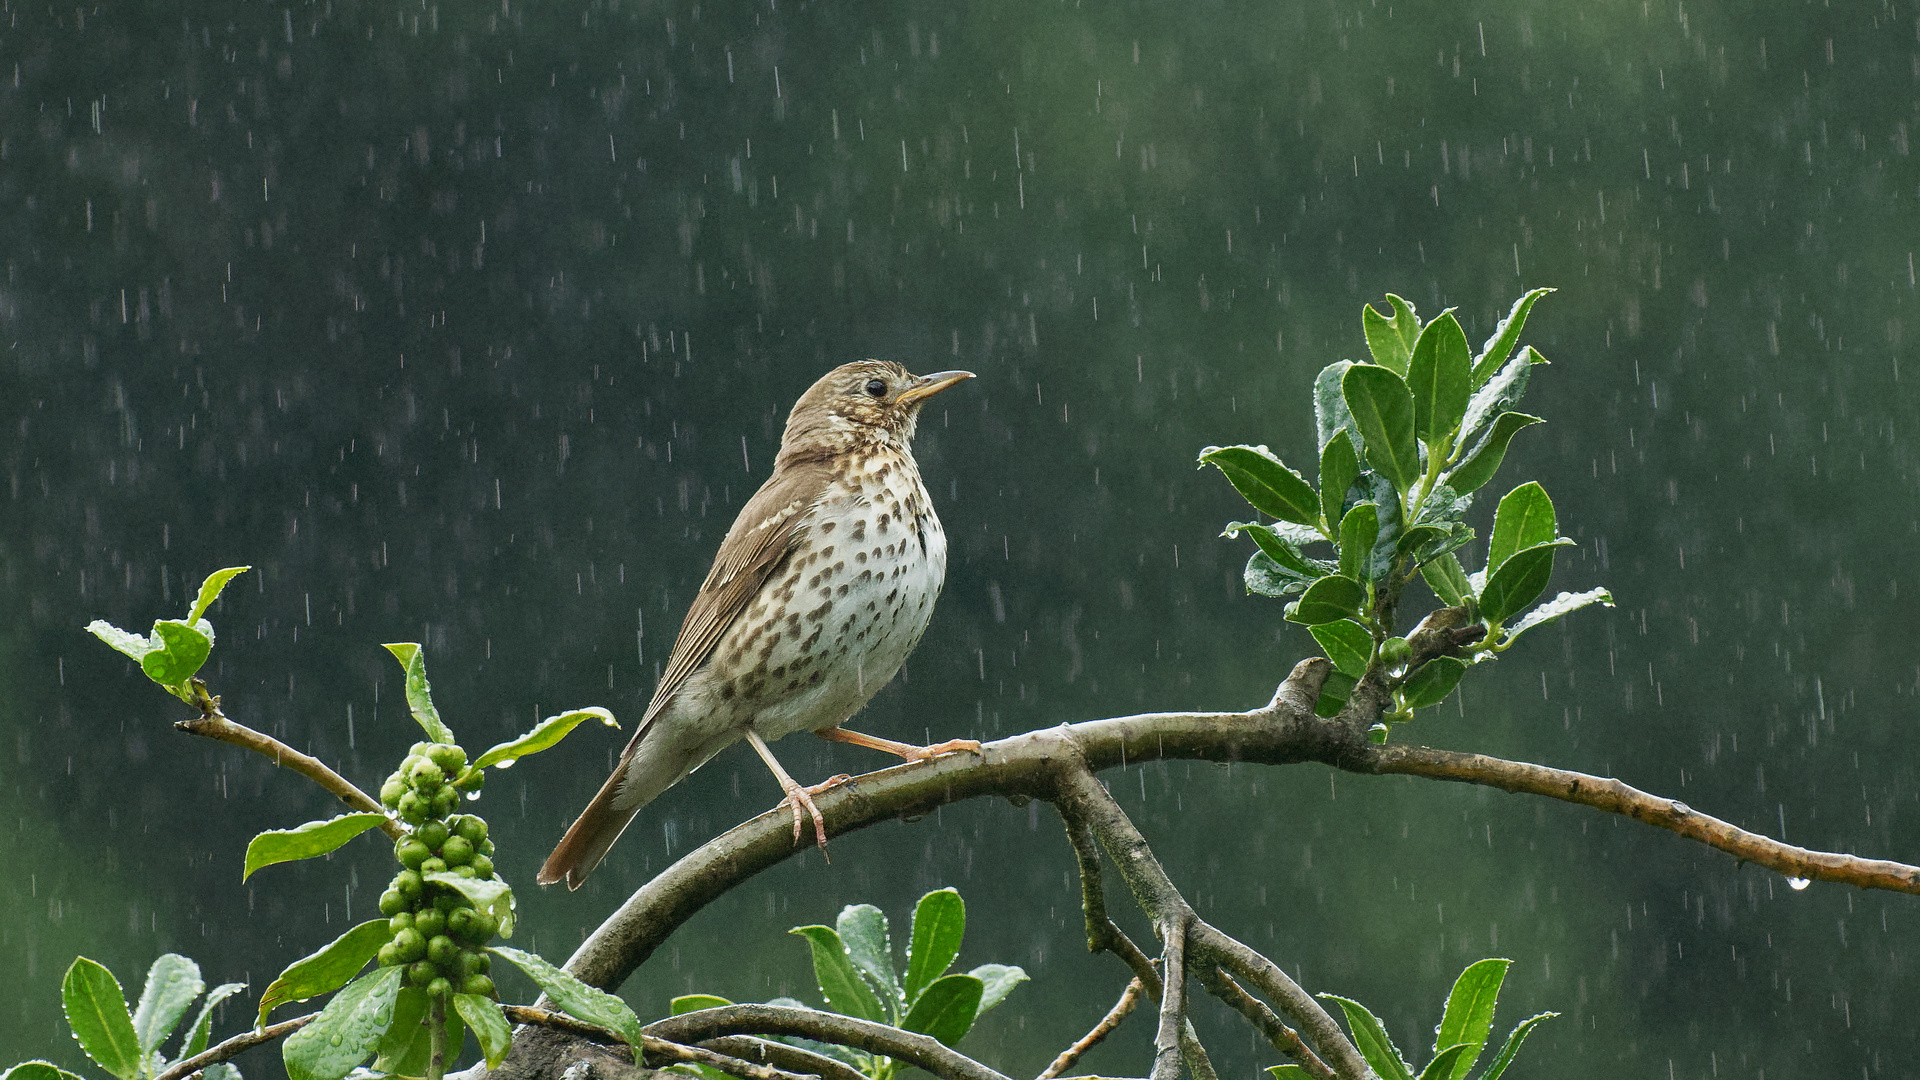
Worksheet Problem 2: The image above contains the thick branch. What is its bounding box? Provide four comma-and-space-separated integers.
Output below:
1373, 746, 1920, 893
696, 1037, 871, 1080
646, 1004, 1013, 1080
152, 1014, 314, 1080
175, 681, 402, 840
1039, 978, 1145, 1080
1150, 915, 1192, 1080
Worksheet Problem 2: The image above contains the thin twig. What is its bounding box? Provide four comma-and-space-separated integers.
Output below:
174, 681, 402, 840
1193, 967, 1333, 1080
646, 1004, 1015, 1080
1374, 745, 1920, 893
503, 1005, 825, 1080
152, 1014, 315, 1080
1038, 978, 1145, 1080
501, 1003, 629, 1045
698, 1036, 871, 1080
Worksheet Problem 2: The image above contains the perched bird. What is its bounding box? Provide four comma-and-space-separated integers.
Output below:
539, 361, 979, 889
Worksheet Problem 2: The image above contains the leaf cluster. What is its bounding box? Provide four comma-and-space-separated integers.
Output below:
1201, 290, 1612, 735
9, 955, 248, 1080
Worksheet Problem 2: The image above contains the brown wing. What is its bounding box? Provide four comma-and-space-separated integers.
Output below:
625, 458, 830, 747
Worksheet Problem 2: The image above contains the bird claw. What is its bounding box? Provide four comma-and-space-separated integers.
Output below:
907, 738, 983, 761
780, 775, 852, 859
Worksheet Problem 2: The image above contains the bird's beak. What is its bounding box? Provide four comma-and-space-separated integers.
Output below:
896, 369, 975, 406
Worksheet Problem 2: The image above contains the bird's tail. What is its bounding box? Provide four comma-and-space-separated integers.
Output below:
537, 724, 727, 889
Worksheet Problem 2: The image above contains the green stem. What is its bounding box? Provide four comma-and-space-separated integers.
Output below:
427, 997, 448, 1080
1409, 428, 1456, 520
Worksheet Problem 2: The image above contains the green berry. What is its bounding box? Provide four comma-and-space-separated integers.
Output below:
431, 787, 460, 816
427, 934, 458, 966
414, 908, 447, 939
419, 856, 448, 875
478, 839, 495, 857
409, 759, 445, 791
378, 943, 403, 968
397, 792, 429, 825
426, 976, 453, 1001
453, 769, 486, 793
440, 836, 474, 866
446, 907, 475, 939
380, 780, 408, 809
389, 911, 415, 933
393, 870, 424, 898
407, 960, 438, 987
454, 816, 488, 844
469, 912, 498, 941
454, 949, 485, 977
460, 974, 496, 999
395, 838, 431, 869
427, 744, 467, 773
433, 891, 464, 914
468, 854, 494, 879
417, 821, 451, 852
378, 889, 408, 916
392, 928, 426, 962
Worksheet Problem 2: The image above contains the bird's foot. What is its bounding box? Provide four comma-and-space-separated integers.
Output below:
900, 738, 983, 761
779, 774, 852, 858
816, 726, 984, 762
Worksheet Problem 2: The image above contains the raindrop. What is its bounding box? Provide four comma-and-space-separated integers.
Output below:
1786, 876, 1811, 891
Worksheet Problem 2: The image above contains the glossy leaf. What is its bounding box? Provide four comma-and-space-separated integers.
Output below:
1364, 476, 1405, 582
1362, 300, 1412, 375
1198, 445, 1320, 526
1416, 1043, 1477, 1080
1434, 958, 1509, 1075
244, 814, 389, 882
1315, 672, 1356, 718
1341, 365, 1420, 494
1310, 620, 1373, 679
968, 964, 1028, 1013
133, 954, 203, 1057
1460, 349, 1538, 443
489, 946, 644, 1045
257, 919, 394, 1027
1407, 312, 1470, 441
369, 987, 432, 1075
62, 958, 142, 1080
381, 643, 457, 745
1244, 551, 1316, 599
280, 967, 402, 1080
1444, 413, 1542, 495
899, 974, 983, 1047
1313, 361, 1360, 454
1479, 541, 1573, 625
87, 621, 157, 663
671, 994, 735, 1014
180, 982, 247, 1059
1318, 431, 1361, 537
1386, 294, 1420, 349
1320, 994, 1415, 1080
1225, 523, 1321, 579
905, 888, 965, 1004
454, 994, 513, 1068
836, 904, 900, 1015
1337, 504, 1379, 582
1504, 588, 1614, 647
1481, 1012, 1559, 1080
3, 1063, 86, 1080
1286, 575, 1366, 626
1472, 287, 1553, 386
1266, 1068, 1310, 1080
423, 872, 515, 938
472, 707, 619, 771
790, 927, 886, 1023
188, 566, 252, 624
1486, 483, 1557, 578
1401, 657, 1467, 710
142, 620, 212, 690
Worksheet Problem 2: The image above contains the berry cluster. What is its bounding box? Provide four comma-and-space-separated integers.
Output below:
375, 743, 498, 1001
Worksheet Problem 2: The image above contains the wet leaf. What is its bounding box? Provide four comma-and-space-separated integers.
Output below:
472, 707, 619, 771
1225, 523, 1322, 579
1479, 540, 1573, 625
453, 994, 512, 1068
1286, 575, 1365, 625
1342, 365, 1420, 494
1422, 553, 1474, 607
141, 620, 212, 691
1503, 588, 1614, 647
381, 643, 457, 745
1198, 445, 1320, 526
899, 974, 983, 1047
790, 927, 886, 1023
1314, 361, 1361, 454
280, 967, 402, 1080
1362, 300, 1412, 375
257, 920, 394, 1027
836, 904, 899, 1016
488, 947, 643, 1045
423, 873, 515, 939
3, 1063, 87, 1080
1401, 657, 1467, 709
62, 959, 141, 1080
1407, 311, 1470, 442
1310, 620, 1373, 679
967, 964, 1027, 1013
1480, 1012, 1559, 1080
1460, 349, 1538, 443
187, 567, 251, 624
1486, 484, 1557, 578
1318, 431, 1361, 537
1319, 994, 1414, 1080
87, 621, 157, 663
1444, 413, 1542, 495
244, 814, 389, 882
671, 995, 735, 1014
1337, 503, 1379, 583
133, 954, 203, 1057
1315, 672, 1357, 718
1417, 1043, 1477, 1080
1245, 551, 1317, 598
180, 982, 247, 1060
1472, 288, 1553, 386
1434, 958, 1509, 1075
905, 888, 965, 1005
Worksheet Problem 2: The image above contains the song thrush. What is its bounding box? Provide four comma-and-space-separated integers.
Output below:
539, 360, 979, 889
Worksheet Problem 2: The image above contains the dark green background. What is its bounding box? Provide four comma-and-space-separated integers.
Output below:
5, 0, 1917, 1076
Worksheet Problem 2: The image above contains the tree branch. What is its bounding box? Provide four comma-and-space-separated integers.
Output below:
152, 1014, 315, 1080
695, 1036, 871, 1080
1038, 978, 1145, 1080
1372, 745, 1920, 893
1191, 967, 1331, 1080
646, 1004, 1015, 1080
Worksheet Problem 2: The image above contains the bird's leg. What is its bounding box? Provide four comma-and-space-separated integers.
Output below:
816, 726, 984, 761
743, 729, 844, 854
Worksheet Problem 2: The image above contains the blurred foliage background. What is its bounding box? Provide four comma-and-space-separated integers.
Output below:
4, 0, 1918, 1076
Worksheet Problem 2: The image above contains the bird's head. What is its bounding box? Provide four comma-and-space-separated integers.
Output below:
779, 360, 974, 460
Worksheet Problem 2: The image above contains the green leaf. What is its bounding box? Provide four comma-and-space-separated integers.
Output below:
1313, 361, 1360, 454
1416, 1043, 1477, 1080
1479, 541, 1573, 625
1314, 672, 1357, 718
836, 904, 900, 1017
423, 872, 515, 939
1444, 413, 1542, 496
370, 987, 432, 1075
1422, 553, 1474, 607
1245, 551, 1317, 599
1386, 294, 1421, 349
791, 926, 886, 1023
1337, 504, 1379, 583
1480, 1012, 1559, 1080
1341, 365, 1420, 494
471, 707, 619, 771
1310, 620, 1373, 679
1434, 958, 1509, 1075
966, 964, 1028, 1014
4, 1063, 87, 1080
257, 920, 395, 1028
62, 958, 142, 1080
899, 974, 983, 1047
381, 643, 457, 745
187, 567, 251, 624
454, 994, 513, 1068
280, 967, 402, 1080
1362, 300, 1412, 375
1318, 431, 1361, 537
87, 621, 158, 663
488, 947, 644, 1045
1198, 445, 1321, 526
670, 994, 736, 1014
133, 954, 203, 1057
244, 814, 389, 882
1472, 288, 1553, 386
1459, 349, 1538, 444
1503, 588, 1614, 647
179, 983, 247, 1060
1406, 312, 1471, 442
1486, 483, 1557, 578
1319, 994, 1415, 1080
1286, 575, 1365, 626
1401, 657, 1467, 710
141, 620, 212, 691
1266, 1068, 1311, 1080
1225, 523, 1322, 579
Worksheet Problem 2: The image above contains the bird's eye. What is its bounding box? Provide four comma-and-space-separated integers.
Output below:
863, 378, 888, 398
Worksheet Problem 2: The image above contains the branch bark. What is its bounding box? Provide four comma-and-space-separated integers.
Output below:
645, 1004, 1014, 1080
1038, 978, 1145, 1080
152, 1014, 315, 1080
